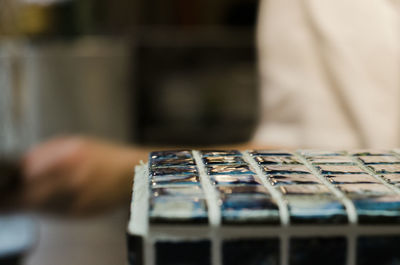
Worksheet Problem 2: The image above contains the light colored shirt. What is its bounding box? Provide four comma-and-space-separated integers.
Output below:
254, 0, 400, 149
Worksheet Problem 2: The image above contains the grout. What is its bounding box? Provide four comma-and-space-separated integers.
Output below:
294, 152, 358, 225
242, 151, 290, 226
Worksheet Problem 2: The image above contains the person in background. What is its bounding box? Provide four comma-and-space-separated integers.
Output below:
19, 0, 400, 216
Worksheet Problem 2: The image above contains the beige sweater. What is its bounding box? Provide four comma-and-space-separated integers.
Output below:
254, 0, 400, 149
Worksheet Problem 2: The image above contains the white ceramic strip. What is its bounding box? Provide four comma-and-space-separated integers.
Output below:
128, 164, 150, 236
349, 154, 400, 195
192, 150, 222, 265
294, 152, 358, 224
242, 151, 290, 226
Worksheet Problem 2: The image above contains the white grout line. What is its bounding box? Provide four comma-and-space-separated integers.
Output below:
294, 152, 358, 225
242, 151, 290, 226
192, 150, 222, 265
349, 153, 400, 195
347, 234, 356, 265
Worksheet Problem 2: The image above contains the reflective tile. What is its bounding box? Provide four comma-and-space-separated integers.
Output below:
253, 156, 301, 165
327, 174, 380, 184
218, 185, 270, 196
358, 155, 400, 164
337, 184, 393, 197
263, 165, 311, 175
152, 175, 200, 186
352, 195, 400, 224
151, 157, 195, 167
290, 237, 347, 265
249, 150, 293, 156
208, 165, 255, 175
308, 156, 355, 164
150, 150, 192, 160
203, 156, 246, 165
270, 174, 322, 186
317, 164, 365, 174
301, 150, 344, 156
152, 187, 204, 197
150, 166, 198, 176
280, 185, 332, 196
156, 241, 211, 265
211, 175, 262, 186
287, 196, 348, 224
223, 238, 280, 265
201, 150, 241, 157
150, 196, 208, 224
357, 236, 400, 265
368, 164, 400, 174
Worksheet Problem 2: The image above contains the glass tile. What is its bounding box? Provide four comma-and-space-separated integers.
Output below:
290, 237, 347, 265
327, 174, 380, 184
263, 165, 311, 174
203, 156, 246, 165
150, 166, 197, 176
151, 158, 195, 167
201, 150, 241, 157
254, 156, 301, 165
308, 156, 355, 164
250, 150, 293, 156
152, 175, 200, 186
156, 241, 211, 265
316, 165, 365, 174
357, 236, 400, 265
280, 185, 332, 196
150, 196, 208, 224
337, 184, 393, 197
286, 196, 348, 224
351, 150, 392, 156
270, 174, 322, 186
150, 150, 192, 160
381, 174, 400, 184
223, 238, 280, 265
208, 165, 254, 175
211, 175, 262, 186
368, 164, 400, 174
352, 195, 400, 224
152, 187, 204, 197
218, 186, 270, 196
301, 150, 344, 156
358, 155, 400, 164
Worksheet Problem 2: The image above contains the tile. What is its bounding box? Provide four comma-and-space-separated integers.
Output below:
301, 150, 344, 156
352, 195, 400, 224
149, 196, 208, 224
151, 157, 195, 167
150, 150, 192, 160
368, 164, 400, 174
150, 166, 197, 176
290, 237, 347, 265
218, 185, 270, 196
327, 174, 380, 184
223, 238, 280, 265
263, 165, 311, 175
358, 155, 400, 164
152, 175, 200, 186
337, 184, 393, 197
351, 150, 392, 156
381, 174, 400, 184
316, 164, 365, 174
152, 187, 204, 197
156, 241, 211, 265
203, 156, 246, 165
280, 185, 332, 196
221, 194, 280, 224
286, 196, 348, 224
250, 150, 293, 156
308, 156, 355, 164
211, 175, 262, 186
357, 236, 400, 265
253, 156, 301, 165
208, 165, 254, 175
270, 174, 322, 186
201, 150, 241, 157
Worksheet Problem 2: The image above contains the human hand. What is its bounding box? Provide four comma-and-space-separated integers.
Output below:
19, 136, 148, 216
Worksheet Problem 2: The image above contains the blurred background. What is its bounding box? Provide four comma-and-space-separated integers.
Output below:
0, 0, 259, 264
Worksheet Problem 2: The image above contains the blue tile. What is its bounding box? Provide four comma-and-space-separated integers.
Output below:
290, 237, 346, 265
223, 238, 280, 265
352, 195, 400, 224
150, 150, 192, 160
152, 174, 200, 186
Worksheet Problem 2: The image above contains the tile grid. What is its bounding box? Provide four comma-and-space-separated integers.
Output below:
349, 152, 400, 195
242, 151, 290, 265
192, 150, 222, 265
295, 152, 358, 265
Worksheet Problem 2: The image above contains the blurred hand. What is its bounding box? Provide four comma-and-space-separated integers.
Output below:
20, 136, 148, 216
